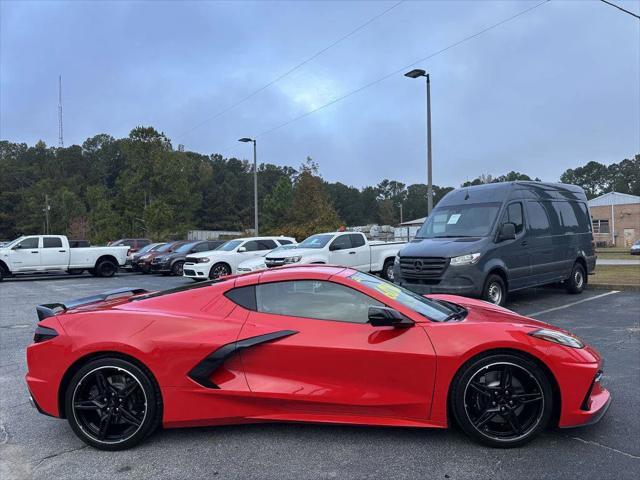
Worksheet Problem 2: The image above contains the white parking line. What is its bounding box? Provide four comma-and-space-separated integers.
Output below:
529, 290, 620, 317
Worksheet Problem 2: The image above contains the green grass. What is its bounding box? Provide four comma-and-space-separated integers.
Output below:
591, 265, 640, 286
596, 247, 636, 260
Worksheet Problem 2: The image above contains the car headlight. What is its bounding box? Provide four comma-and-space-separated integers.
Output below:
528, 328, 584, 349
450, 253, 481, 266
197, 257, 211, 263
284, 256, 302, 264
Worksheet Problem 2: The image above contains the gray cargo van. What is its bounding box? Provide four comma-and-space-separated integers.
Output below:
393, 182, 596, 305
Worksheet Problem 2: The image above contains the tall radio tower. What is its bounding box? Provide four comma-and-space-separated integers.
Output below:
58, 75, 64, 147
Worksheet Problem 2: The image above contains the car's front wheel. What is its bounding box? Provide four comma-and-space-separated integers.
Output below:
171, 261, 185, 276
65, 357, 162, 450
451, 353, 553, 448
209, 262, 231, 279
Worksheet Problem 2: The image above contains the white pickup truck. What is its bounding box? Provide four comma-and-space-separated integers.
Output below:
0, 235, 129, 281
264, 231, 406, 280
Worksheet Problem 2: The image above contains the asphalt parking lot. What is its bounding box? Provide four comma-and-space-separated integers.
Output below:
1, 272, 638, 479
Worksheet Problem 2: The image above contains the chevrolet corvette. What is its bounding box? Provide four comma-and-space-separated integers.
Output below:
26, 265, 610, 450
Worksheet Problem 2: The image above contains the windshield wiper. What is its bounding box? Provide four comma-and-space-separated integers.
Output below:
433, 299, 468, 322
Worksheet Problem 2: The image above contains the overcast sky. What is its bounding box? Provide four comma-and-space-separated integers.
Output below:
1, 0, 638, 188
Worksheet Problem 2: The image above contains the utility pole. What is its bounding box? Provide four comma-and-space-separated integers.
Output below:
58, 75, 64, 147
238, 137, 259, 236
44, 195, 51, 234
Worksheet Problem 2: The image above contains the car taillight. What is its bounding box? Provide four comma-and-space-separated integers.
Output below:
33, 325, 58, 343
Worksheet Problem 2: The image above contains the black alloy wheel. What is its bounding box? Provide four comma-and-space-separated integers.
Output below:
209, 262, 231, 279
65, 358, 161, 450
96, 260, 117, 278
171, 261, 185, 276
451, 354, 553, 448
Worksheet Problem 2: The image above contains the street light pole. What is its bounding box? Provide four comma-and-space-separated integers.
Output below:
404, 69, 433, 216
239, 137, 259, 236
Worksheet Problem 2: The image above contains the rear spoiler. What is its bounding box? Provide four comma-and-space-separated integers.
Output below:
36, 287, 149, 321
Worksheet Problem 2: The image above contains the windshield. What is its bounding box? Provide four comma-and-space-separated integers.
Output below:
218, 240, 243, 251
416, 202, 502, 238
137, 243, 159, 254
349, 272, 454, 322
175, 242, 198, 253
3, 237, 25, 249
157, 242, 177, 253
299, 234, 334, 249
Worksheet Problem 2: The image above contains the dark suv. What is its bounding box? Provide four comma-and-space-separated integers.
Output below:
394, 181, 595, 306
150, 240, 224, 276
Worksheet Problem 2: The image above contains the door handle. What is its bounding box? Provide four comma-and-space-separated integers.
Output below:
349, 251, 356, 255
30, 251, 39, 254
58, 250, 67, 253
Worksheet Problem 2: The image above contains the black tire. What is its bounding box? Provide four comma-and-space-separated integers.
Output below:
482, 274, 507, 306
171, 261, 185, 276
64, 357, 162, 451
565, 262, 586, 294
209, 262, 231, 279
68, 269, 84, 275
95, 259, 117, 278
381, 259, 395, 282
0, 266, 5, 282
141, 264, 151, 274
450, 353, 553, 448
88, 268, 97, 276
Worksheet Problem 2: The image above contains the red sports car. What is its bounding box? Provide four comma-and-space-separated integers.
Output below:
26, 265, 610, 450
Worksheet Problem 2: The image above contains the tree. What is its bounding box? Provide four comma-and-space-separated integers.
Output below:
559, 161, 609, 198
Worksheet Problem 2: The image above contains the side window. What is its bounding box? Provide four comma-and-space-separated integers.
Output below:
193, 242, 209, 252
16, 237, 40, 249
330, 235, 352, 251
123, 240, 135, 247
349, 234, 366, 248
242, 241, 260, 252
225, 286, 257, 311
256, 280, 383, 323
278, 239, 293, 245
527, 202, 552, 235
43, 237, 63, 248
257, 239, 278, 250
501, 203, 524, 234
575, 203, 592, 233
554, 201, 579, 233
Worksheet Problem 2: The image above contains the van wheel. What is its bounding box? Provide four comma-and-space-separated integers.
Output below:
382, 259, 395, 281
565, 262, 586, 294
95, 260, 117, 278
483, 274, 507, 306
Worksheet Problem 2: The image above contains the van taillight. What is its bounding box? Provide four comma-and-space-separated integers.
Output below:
33, 326, 58, 343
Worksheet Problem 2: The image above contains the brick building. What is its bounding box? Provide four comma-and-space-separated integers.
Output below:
588, 192, 640, 248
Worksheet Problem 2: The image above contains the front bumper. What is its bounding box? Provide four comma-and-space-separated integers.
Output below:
393, 262, 483, 297
183, 262, 209, 279
150, 261, 171, 273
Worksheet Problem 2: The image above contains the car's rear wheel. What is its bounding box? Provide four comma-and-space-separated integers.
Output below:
65, 357, 162, 451
95, 260, 117, 278
451, 353, 553, 448
209, 262, 231, 279
482, 274, 507, 306
565, 262, 586, 294
171, 261, 185, 276
381, 259, 395, 282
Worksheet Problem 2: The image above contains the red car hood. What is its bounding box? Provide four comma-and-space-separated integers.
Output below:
427, 294, 555, 331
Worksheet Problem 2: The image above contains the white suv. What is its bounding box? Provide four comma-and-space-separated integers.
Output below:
183, 236, 296, 280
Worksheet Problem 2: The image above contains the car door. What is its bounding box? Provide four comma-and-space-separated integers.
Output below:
348, 233, 370, 271
496, 202, 531, 289
327, 234, 355, 267
526, 201, 557, 284
9, 237, 41, 271
237, 279, 436, 421
40, 236, 67, 270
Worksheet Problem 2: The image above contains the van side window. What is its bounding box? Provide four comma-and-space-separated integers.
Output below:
501, 203, 524, 234
527, 202, 551, 235
574, 202, 592, 233
553, 201, 579, 233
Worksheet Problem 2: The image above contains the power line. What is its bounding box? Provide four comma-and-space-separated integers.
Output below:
220, 0, 550, 155
176, 0, 405, 141
599, 0, 640, 20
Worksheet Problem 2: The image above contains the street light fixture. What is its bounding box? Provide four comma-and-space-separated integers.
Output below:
404, 68, 433, 216
238, 137, 259, 236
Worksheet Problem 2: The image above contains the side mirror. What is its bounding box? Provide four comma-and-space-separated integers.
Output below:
328, 243, 338, 251
237, 246, 247, 253
368, 306, 414, 328
497, 222, 516, 242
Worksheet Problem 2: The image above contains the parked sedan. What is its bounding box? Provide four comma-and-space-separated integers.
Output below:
136, 241, 188, 274
237, 244, 298, 273
150, 240, 225, 276
27, 266, 609, 450
125, 243, 165, 271
630, 240, 640, 255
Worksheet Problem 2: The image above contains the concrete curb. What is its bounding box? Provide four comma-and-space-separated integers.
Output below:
590, 283, 640, 292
